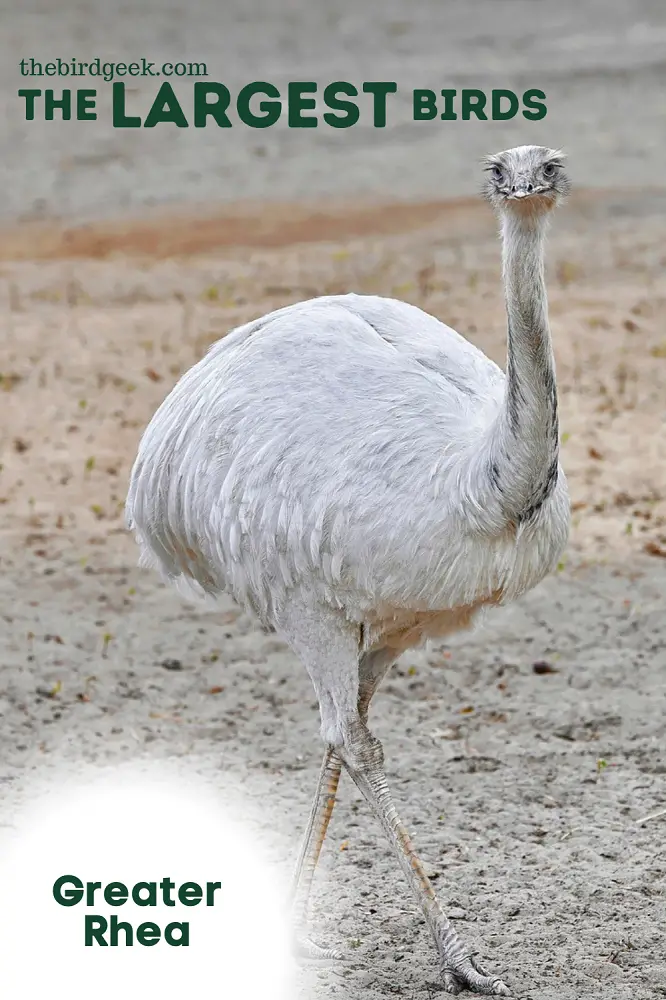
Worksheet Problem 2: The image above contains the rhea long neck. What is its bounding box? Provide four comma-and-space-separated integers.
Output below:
489, 208, 560, 524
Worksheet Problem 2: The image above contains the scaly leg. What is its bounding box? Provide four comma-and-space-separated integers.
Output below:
277, 602, 506, 991
290, 646, 396, 961
290, 746, 343, 960
339, 719, 510, 996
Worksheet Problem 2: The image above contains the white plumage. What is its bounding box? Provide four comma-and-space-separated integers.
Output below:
127, 292, 567, 640
126, 145, 571, 995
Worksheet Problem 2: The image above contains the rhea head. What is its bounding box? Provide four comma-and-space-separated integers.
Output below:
483, 145, 570, 219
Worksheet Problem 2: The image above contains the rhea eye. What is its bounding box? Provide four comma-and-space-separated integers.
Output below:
491, 165, 504, 182
543, 163, 556, 177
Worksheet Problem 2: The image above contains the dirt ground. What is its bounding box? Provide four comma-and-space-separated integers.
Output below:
3, 0, 666, 993
1, 189, 665, 998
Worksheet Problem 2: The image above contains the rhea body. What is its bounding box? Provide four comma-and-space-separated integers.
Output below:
126, 145, 570, 995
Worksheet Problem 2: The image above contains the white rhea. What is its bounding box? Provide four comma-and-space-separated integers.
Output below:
126, 144, 571, 995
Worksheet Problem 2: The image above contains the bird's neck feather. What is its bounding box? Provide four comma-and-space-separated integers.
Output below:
487, 210, 560, 525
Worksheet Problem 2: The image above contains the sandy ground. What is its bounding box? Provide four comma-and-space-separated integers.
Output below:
1, 1, 666, 996
1, 190, 666, 998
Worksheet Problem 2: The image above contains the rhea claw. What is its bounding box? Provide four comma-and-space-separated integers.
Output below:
441, 953, 510, 995
294, 936, 343, 962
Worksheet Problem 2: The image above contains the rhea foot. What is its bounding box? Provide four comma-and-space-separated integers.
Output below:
440, 952, 510, 996
293, 933, 343, 963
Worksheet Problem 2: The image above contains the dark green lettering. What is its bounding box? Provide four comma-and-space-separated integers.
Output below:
53, 875, 83, 906
462, 89, 487, 120
85, 915, 108, 946
137, 921, 161, 945
194, 82, 232, 127
413, 88, 436, 121
109, 915, 133, 946
522, 88, 547, 121
237, 82, 281, 128
165, 921, 189, 946
19, 89, 41, 119
323, 81, 359, 128
363, 82, 397, 127
132, 882, 157, 906
440, 89, 457, 120
178, 882, 203, 906
160, 877, 176, 906
144, 82, 188, 127
288, 81, 317, 127
45, 89, 71, 120
112, 82, 141, 127
77, 89, 97, 120
206, 881, 222, 905
104, 882, 129, 906
86, 882, 101, 906
492, 89, 519, 120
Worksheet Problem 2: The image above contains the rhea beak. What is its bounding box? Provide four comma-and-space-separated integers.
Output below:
508, 183, 534, 200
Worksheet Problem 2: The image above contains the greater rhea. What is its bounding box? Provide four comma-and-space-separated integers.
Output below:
126, 144, 571, 995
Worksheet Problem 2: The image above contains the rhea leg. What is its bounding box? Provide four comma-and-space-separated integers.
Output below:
278, 602, 508, 994
357, 646, 398, 723
290, 745, 343, 960
290, 647, 396, 959
345, 647, 508, 994
339, 718, 509, 995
